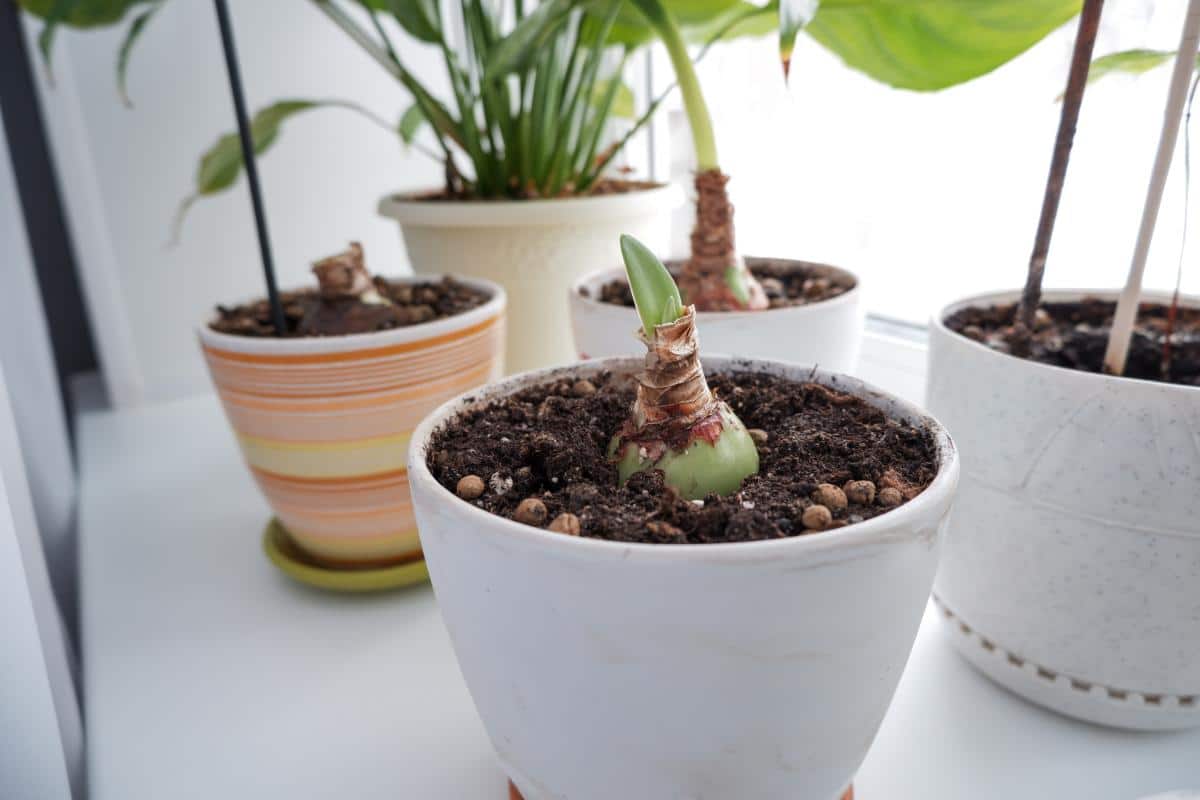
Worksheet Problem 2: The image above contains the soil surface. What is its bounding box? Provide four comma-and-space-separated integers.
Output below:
945, 299, 1200, 386
209, 277, 491, 338
427, 371, 937, 545
588, 259, 855, 310
404, 178, 663, 202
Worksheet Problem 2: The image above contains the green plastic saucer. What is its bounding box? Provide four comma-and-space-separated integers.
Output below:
262, 518, 430, 593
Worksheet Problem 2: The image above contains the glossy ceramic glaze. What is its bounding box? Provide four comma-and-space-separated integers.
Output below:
380, 186, 678, 374
409, 356, 958, 800
197, 276, 505, 567
569, 261, 864, 372
927, 289, 1200, 730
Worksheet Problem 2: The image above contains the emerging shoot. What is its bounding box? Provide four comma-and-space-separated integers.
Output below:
608, 234, 759, 500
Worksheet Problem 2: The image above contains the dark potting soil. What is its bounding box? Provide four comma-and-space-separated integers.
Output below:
208, 277, 492, 338
427, 371, 937, 545
586, 259, 855, 310
405, 178, 663, 202
945, 299, 1200, 387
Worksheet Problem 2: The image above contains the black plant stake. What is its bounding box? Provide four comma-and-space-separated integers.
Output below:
212, 0, 286, 335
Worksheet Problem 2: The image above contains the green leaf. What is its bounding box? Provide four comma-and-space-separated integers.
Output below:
1066, 49, 1200, 99
385, 0, 441, 44
18, 0, 155, 74
484, 0, 574, 80
592, 77, 636, 118
398, 103, 427, 144
806, 0, 1082, 91
116, 0, 161, 106
18, 0, 153, 26
779, 0, 819, 80
620, 233, 684, 337
603, 0, 774, 49
173, 99, 388, 240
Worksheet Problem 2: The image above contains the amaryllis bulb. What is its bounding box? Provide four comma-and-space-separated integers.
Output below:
610, 235, 759, 500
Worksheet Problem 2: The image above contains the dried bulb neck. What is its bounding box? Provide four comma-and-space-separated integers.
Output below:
629, 306, 718, 441
312, 242, 386, 303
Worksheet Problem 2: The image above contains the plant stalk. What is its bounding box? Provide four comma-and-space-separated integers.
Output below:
1015, 0, 1106, 334
1104, 0, 1200, 375
629, 0, 718, 171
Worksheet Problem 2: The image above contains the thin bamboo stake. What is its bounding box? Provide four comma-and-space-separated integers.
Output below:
1015, 0, 1106, 331
1103, 0, 1200, 375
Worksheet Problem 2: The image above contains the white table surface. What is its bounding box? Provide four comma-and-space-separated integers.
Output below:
79, 392, 1200, 800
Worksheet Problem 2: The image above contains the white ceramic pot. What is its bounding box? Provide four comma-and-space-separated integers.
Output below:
927, 289, 1200, 731
409, 356, 958, 800
197, 276, 505, 567
569, 261, 864, 372
380, 186, 679, 375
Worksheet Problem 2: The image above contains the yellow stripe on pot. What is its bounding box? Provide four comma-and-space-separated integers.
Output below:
236, 432, 411, 479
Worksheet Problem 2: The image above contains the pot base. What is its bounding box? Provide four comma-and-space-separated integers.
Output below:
507, 781, 855, 799
262, 518, 429, 593
933, 596, 1200, 731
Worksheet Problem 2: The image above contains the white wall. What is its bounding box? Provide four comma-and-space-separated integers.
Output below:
27, 2, 447, 404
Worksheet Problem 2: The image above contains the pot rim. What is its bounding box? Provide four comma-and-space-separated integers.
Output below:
408, 355, 959, 564
570, 261, 863, 321
195, 274, 506, 355
932, 288, 1200, 396
377, 183, 682, 228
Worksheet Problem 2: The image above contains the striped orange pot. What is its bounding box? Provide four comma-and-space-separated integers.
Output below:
197, 277, 505, 568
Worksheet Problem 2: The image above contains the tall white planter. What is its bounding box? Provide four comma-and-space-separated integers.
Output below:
927, 289, 1200, 731
409, 356, 958, 800
569, 262, 864, 372
380, 186, 678, 374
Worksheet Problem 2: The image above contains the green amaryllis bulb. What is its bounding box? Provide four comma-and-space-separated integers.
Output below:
610, 235, 759, 500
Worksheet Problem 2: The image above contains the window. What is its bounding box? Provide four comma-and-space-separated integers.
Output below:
659, 0, 1197, 325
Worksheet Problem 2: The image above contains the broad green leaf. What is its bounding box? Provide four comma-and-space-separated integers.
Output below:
484, 0, 574, 80
806, 0, 1082, 91
116, 0, 162, 106
779, 0, 819, 80
386, 0, 441, 44
592, 77, 636, 119
398, 103, 427, 144
620, 233, 683, 337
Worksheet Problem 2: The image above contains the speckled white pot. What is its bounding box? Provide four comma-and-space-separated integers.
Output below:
927, 289, 1200, 730
380, 186, 679, 375
569, 262, 864, 372
409, 355, 958, 800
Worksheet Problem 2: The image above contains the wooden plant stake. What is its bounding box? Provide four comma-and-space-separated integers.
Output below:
212, 0, 287, 336
1015, 0, 1106, 334
1104, 0, 1200, 375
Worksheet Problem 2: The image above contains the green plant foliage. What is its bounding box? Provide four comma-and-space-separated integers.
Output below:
620, 233, 684, 336
172, 99, 393, 240
805, 0, 1082, 91
116, 0, 162, 105
1069, 49, 1200, 99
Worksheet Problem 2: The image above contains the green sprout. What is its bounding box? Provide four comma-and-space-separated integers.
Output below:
609, 234, 759, 500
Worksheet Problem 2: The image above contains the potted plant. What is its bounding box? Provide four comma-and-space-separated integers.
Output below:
926, 0, 1200, 730
408, 234, 959, 798
197, 243, 505, 585
568, 0, 1080, 371
18, 0, 514, 587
